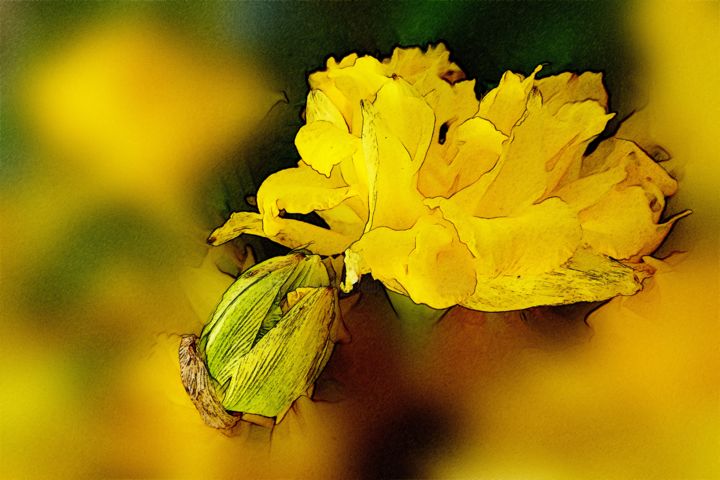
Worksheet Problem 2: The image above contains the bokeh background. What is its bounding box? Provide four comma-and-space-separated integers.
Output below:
1, 1, 718, 478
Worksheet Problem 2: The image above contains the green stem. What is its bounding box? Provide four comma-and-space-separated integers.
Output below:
385, 289, 447, 349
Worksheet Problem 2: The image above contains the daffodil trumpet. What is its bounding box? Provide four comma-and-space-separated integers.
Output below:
210, 43, 688, 312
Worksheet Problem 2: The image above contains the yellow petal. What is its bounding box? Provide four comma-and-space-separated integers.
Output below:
418, 79, 480, 197
383, 43, 465, 85
554, 136, 687, 260
418, 116, 507, 198
474, 94, 613, 217
535, 71, 609, 114
361, 100, 427, 231
372, 78, 435, 162
477, 65, 542, 135
259, 164, 353, 212
333, 150, 371, 237
255, 164, 360, 243
382, 44, 478, 181
330, 55, 391, 99
315, 199, 366, 240
207, 211, 264, 245
428, 196, 582, 276
581, 138, 678, 197
556, 138, 677, 216
541, 99, 616, 195
304, 89, 347, 128
614, 109, 672, 163
344, 213, 477, 309
462, 249, 645, 312
208, 211, 354, 256
338, 148, 369, 196
360, 101, 380, 231
579, 185, 690, 260
295, 120, 360, 177
553, 160, 630, 212
626, 209, 691, 263
307, 55, 358, 132
450, 118, 506, 190
422, 78, 479, 124
309, 54, 390, 135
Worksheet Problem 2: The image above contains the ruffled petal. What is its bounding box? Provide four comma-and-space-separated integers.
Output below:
344, 212, 477, 309
361, 99, 427, 231
307, 55, 358, 133
309, 54, 390, 134
315, 198, 367, 240
207, 211, 263, 245
614, 110, 673, 163
535, 71, 609, 114
295, 120, 360, 177
553, 137, 687, 260
541, 99, 616, 194
477, 65, 542, 135
255, 164, 356, 234
208, 211, 354, 256
473, 93, 613, 217
552, 160, 629, 212
341, 145, 367, 184
383, 44, 477, 176
383, 43, 465, 85
207, 48, 686, 315
305, 89, 347, 128
462, 248, 647, 312
579, 185, 690, 260
581, 138, 678, 196
418, 79, 480, 197
418, 116, 507, 198
556, 138, 677, 216
372, 78, 435, 162
451, 118, 507, 183
421, 78, 479, 123
427, 196, 582, 276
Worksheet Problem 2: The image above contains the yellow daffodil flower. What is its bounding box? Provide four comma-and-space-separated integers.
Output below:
210, 44, 688, 311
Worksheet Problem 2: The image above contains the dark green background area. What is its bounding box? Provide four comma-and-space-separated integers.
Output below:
3, 0, 634, 182
1, 1, 636, 310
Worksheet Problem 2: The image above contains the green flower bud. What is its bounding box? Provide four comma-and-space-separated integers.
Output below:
220, 286, 337, 416
180, 251, 345, 429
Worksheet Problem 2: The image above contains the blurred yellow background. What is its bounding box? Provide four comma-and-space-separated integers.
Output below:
1, 1, 718, 478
